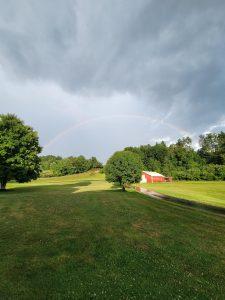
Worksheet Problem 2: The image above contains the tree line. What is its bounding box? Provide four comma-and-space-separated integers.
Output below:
124, 133, 225, 180
40, 155, 103, 177
1, 113, 225, 190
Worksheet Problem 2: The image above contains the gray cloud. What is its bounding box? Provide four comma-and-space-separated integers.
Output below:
0, 0, 225, 160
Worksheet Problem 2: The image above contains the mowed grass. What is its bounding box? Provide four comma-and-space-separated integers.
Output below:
140, 181, 225, 208
1, 174, 225, 299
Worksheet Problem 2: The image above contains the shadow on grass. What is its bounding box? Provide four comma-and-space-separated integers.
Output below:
3, 180, 122, 195
3, 180, 92, 194
73, 181, 92, 187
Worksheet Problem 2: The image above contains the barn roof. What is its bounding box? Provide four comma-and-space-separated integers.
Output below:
143, 171, 165, 177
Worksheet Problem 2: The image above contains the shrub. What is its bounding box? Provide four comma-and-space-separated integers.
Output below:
40, 170, 54, 178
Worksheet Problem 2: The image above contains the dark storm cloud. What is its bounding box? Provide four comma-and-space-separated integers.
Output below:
0, 0, 76, 79
0, 0, 225, 158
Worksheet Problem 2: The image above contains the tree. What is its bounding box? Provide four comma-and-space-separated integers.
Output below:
176, 137, 192, 150
87, 157, 103, 169
198, 132, 225, 164
169, 137, 198, 170
105, 151, 143, 191
198, 133, 218, 163
51, 158, 73, 176
217, 132, 225, 164
72, 155, 89, 173
0, 114, 42, 190
40, 155, 62, 171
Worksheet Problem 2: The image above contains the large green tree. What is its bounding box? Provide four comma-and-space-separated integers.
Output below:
105, 150, 143, 191
0, 114, 42, 190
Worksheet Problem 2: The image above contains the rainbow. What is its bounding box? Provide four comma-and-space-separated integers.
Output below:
44, 114, 191, 150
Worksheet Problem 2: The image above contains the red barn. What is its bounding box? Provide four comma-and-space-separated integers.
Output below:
141, 171, 165, 183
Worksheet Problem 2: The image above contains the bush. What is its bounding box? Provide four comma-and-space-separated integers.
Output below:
200, 165, 217, 181
215, 165, 225, 180
51, 159, 73, 176
186, 168, 201, 181
40, 170, 54, 178
99, 167, 105, 174
172, 170, 187, 180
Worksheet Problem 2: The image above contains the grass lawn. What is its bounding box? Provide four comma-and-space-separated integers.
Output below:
1, 173, 225, 299
140, 181, 225, 209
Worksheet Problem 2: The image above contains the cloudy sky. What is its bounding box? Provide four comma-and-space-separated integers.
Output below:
0, 0, 225, 162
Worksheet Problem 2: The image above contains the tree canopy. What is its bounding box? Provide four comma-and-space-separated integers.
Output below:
105, 150, 143, 191
0, 114, 42, 190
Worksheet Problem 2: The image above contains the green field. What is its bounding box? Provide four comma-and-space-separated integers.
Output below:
140, 181, 225, 208
1, 174, 225, 299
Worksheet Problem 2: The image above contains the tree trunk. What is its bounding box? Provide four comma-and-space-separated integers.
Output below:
0, 179, 7, 191
122, 184, 126, 192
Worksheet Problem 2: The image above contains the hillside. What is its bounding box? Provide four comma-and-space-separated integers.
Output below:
0, 173, 225, 298
140, 181, 225, 208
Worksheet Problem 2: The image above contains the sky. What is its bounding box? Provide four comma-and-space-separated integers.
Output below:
0, 0, 225, 162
